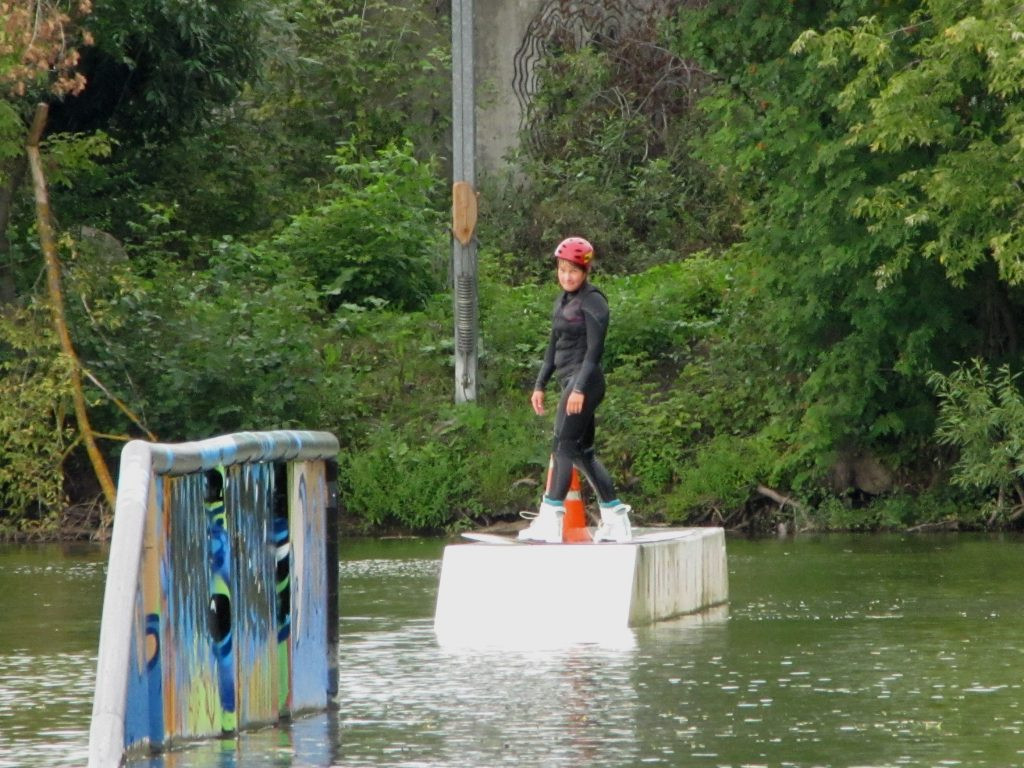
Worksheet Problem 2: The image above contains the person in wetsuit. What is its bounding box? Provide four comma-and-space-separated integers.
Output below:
520, 236, 633, 543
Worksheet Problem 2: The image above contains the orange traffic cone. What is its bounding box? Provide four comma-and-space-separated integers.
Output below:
544, 454, 591, 543
562, 468, 591, 542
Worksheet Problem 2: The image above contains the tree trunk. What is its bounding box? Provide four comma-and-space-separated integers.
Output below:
25, 103, 117, 521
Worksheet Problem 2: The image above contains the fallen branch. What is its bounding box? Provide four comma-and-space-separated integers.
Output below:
906, 519, 959, 533
755, 484, 805, 512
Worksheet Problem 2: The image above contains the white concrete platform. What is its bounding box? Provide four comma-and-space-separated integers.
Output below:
434, 527, 728, 645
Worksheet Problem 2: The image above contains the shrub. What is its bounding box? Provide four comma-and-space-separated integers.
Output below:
602, 256, 728, 370
930, 359, 1024, 525
664, 432, 776, 522
70, 230, 335, 442
0, 305, 71, 532
339, 402, 547, 532
262, 140, 446, 311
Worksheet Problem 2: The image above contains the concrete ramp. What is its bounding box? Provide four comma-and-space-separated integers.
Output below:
434, 527, 727, 645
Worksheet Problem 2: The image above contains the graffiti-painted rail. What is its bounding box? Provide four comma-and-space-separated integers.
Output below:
87, 431, 340, 768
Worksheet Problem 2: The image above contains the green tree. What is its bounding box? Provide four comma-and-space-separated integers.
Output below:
1, 0, 94, 303
48, 0, 451, 253
798, 3, 1024, 292
38, 0, 266, 251
679, 0, 1024, 496
50, 0, 263, 139
485, 5, 737, 282
251, 0, 450, 169
67, 225, 332, 442
261, 140, 446, 312
0, 303, 71, 534
135, 0, 453, 239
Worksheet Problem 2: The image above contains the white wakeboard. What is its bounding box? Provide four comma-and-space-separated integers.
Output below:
460, 528, 696, 545
460, 532, 522, 545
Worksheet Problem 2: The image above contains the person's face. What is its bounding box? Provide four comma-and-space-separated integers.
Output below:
557, 259, 587, 292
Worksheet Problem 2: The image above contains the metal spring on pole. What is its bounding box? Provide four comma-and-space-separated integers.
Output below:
455, 274, 476, 354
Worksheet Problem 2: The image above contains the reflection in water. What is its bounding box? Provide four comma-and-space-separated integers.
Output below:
4, 536, 1024, 767
129, 713, 341, 768
0, 547, 103, 768
342, 620, 646, 767
0, 650, 95, 768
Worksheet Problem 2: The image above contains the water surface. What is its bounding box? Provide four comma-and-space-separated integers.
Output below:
2, 534, 1023, 767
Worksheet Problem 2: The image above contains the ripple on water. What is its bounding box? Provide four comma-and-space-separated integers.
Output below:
0, 651, 95, 768
341, 558, 441, 581
8, 536, 1024, 768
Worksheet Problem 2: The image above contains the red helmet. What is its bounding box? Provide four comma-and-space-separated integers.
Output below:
553, 237, 594, 270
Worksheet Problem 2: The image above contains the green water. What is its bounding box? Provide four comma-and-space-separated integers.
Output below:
2, 534, 1023, 767
0, 544, 104, 768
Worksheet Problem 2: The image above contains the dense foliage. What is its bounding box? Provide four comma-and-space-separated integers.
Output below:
675, 0, 1024, 510
3, 0, 1024, 538
483, 6, 738, 281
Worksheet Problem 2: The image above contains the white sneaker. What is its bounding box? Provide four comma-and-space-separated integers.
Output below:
594, 503, 632, 543
518, 501, 564, 543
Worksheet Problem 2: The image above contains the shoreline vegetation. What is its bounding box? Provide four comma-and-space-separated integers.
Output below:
4, 1, 1024, 541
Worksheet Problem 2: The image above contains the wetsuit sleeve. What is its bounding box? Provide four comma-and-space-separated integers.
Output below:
572, 291, 609, 392
534, 325, 557, 390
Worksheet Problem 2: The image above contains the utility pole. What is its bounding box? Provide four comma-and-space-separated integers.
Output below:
451, 0, 478, 403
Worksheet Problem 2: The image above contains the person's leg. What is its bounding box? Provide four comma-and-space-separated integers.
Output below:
577, 439, 633, 541
520, 383, 591, 542
575, 417, 630, 515
575, 424, 617, 503
546, 377, 632, 542
547, 378, 603, 500
563, 376, 632, 541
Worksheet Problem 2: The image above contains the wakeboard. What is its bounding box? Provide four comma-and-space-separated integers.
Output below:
460, 528, 696, 545
460, 532, 523, 545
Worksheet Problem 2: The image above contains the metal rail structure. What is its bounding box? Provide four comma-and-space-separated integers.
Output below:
87, 431, 340, 768
451, 0, 479, 403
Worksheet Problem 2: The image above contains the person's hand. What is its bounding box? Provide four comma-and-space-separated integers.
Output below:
531, 389, 545, 415
566, 390, 585, 415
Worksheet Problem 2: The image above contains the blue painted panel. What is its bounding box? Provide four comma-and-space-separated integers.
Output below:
123, 475, 165, 753
288, 461, 329, 712
325, 460, 339, 700
204, 467, 236, 733
92, 432, 340, 768
272, 465, 291, 714
163, 473, 221, 741
227, 463, 280, 726
121, 593, 151, 748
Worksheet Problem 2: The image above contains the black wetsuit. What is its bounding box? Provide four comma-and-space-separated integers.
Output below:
534, 281, 618, 502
